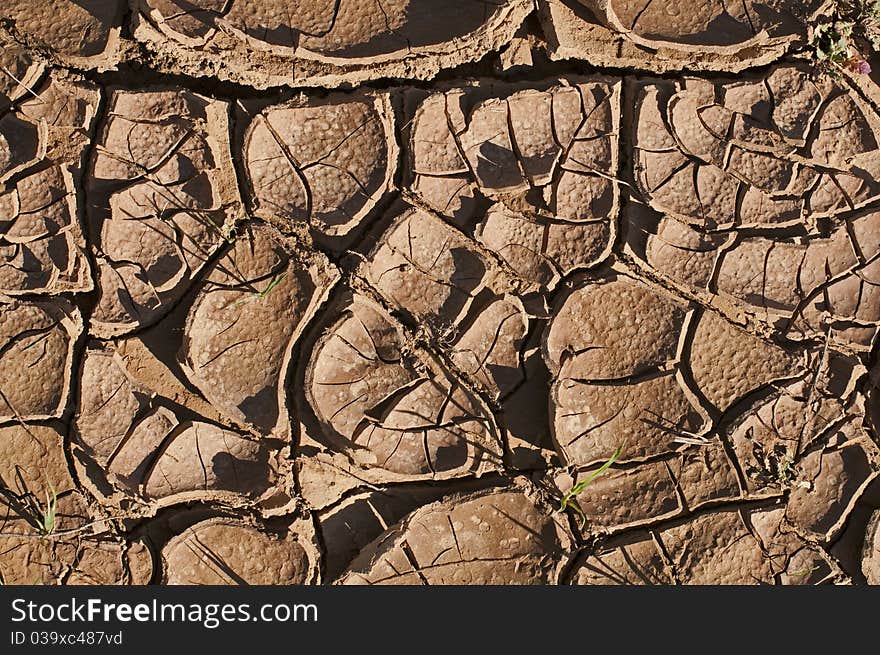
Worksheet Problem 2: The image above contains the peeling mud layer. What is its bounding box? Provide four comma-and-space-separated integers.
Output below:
1, 1, 880, 586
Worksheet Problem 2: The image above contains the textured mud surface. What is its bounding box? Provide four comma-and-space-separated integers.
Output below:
1, 1, 880, 585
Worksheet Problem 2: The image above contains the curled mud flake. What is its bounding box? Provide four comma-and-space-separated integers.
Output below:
162, 517, 320, 585
765, 66, 825, 145
632, 69, 880, 230
789, 258, 880, 349
90, 211, 222, 336
864, 510, 880, 585
0, 75, 97, 295
656, 509, 774, 584
749, 507, 835, 584
544, 276, 707, 466
65, 538, 155, 586
636, 213, 728, 290
22, 78, 95, 130
561, 100, 617, 173
338, 488, 572, 585
594, 0, 820, 50
637, 162, 718, 228
0, 491, 141, 586
103, 407, 181, 491
734, 156, 816, 198
75, 347, 144, 461
539, 0, 823, 73
449, 295, 527, 401
75, 343, 282, 507
181, 225, 336, 437
218, 0, 336, 50
0, 39, 43, 110
244, 94, 396, 238
143, 422, 275, 501
306, 297, 416, 446
667, 444, 742, 508
406, 93, 477, 224
0, 113, 42, 183
633, 84, 679, 152
135, 1, 532, 88
798, 246, 880, 333
785, 434, 880, 541
545, 276, 688, 380
850, 210, 880, 263
809, 160, 880, 217
459, 97, 527, 194
305, 295, 502, 478
827, 261, 880, 327
570, 532, 673, 585
549, 80, 618, 176
0, 299, 80, 421
0, 422, 74, 497
17, 75, 102, 165
214, 0, 510, 56
1, 1, 124, 63
688, 309, 803, 413
410, 174, 481, 228
667, 90, 729, 163
0, 166, 91, 295
561, 460, 682, 531
552, 373, 707, 467
410, 94, 469, 178
810, 93, 879, 170
476, 204, 612, 288
313, 475, 500, 579
351, 378, 498, 475
737, 187, 802, 228
88, 88, 241, 337
552, 170, 616, 221
363, 208, 488, 329
716, 229, 857, 319
727, 379, 854, 496
295, 0, 527, 59
142, 0, 228, 45
632, 208, 879, 350
407, 80, 620, 226
633, 85, 745, 223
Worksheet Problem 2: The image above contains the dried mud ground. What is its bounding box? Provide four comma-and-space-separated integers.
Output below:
2, 1, 880, 586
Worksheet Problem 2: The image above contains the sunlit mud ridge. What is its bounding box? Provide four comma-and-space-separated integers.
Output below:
1, 1, 879, 586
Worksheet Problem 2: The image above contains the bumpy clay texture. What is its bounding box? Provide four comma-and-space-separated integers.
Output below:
1, 1, 879, 585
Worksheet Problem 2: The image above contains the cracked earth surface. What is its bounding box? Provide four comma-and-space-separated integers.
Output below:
1, 0, 879, 585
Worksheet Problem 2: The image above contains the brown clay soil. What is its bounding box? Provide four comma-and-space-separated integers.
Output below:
1, 1, 880, 586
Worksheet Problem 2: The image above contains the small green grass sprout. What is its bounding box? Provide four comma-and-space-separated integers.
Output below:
788, 565, 820, 579
230, 271, 287, 309
558, 441, 626, 528
38, 477, 57, 540
255, 271, 286, 298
